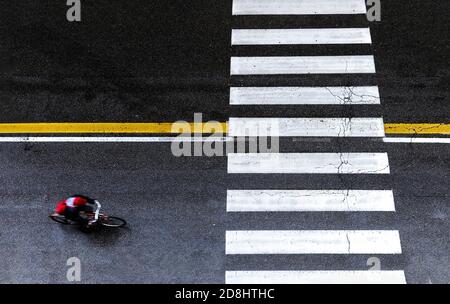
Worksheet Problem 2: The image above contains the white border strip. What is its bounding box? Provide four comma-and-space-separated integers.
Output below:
2, 137, 447, 144
383, 137, 450, 144
0, 137, 232, 143
227, 190, 396, 212
225, 271, 407, 284
232, 28, 372, 45
226, 230, 402, 254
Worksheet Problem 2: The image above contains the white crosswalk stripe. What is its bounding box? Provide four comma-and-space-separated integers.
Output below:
231, 56, 376, 75
232, 0, 367, 15
228, 117, 385, 137
227, 0, 404, 284
226, 230, 402, 254
230, 86, 381, 105
227, 190, 396, 212
232, 28, 372, 45
228, 153, 390, 174
226, 271, 407, 284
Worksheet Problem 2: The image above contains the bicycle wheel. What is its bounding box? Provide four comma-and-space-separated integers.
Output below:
100, 216, 127, 228
49, 214, 78, 225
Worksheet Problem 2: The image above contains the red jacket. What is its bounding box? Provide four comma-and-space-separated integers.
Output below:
55, 197, 89, 214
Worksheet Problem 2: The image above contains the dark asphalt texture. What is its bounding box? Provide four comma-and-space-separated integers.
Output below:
0, 141, 448, 283
0, 1, 449, 283
1, 1, 448, 122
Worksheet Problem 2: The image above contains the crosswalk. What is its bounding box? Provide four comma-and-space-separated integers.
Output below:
226, 0, 406, 284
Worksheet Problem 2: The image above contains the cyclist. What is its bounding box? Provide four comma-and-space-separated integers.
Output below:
52, 195, 101, 228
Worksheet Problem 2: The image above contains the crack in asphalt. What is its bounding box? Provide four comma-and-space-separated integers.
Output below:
324, 86, 380, 105
346, 233, 352, 254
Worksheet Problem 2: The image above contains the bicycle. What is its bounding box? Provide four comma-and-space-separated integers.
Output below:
49, 211, 127, 228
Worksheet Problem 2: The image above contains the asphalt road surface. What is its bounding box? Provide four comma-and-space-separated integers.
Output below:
0, 1, 448, 283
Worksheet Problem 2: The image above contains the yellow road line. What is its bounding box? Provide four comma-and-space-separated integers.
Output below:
384, 123, 450, 135
0, 122, 228, 134
0, 122, 448, 135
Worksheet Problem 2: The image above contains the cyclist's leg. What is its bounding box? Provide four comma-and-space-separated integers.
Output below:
64, 207, 87, 225
77, 204, 99, 226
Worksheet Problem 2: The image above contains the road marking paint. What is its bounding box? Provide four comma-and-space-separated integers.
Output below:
228, 153, 390, 174
385, 123, 450, 135
383, 137, 450, 144
232, 28, 372, 45
0, 123, 448, 137
0, 137, 231, 143
225, 271, 407, 284
232, 0, 367, 15
2, 136, 448, 144
227, 190, 395, 212
226, 230, 402, 254
228, 117, 385, 137
230, 86, 380, 105
0, 122, 228, 134
231, 56, 376, 75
